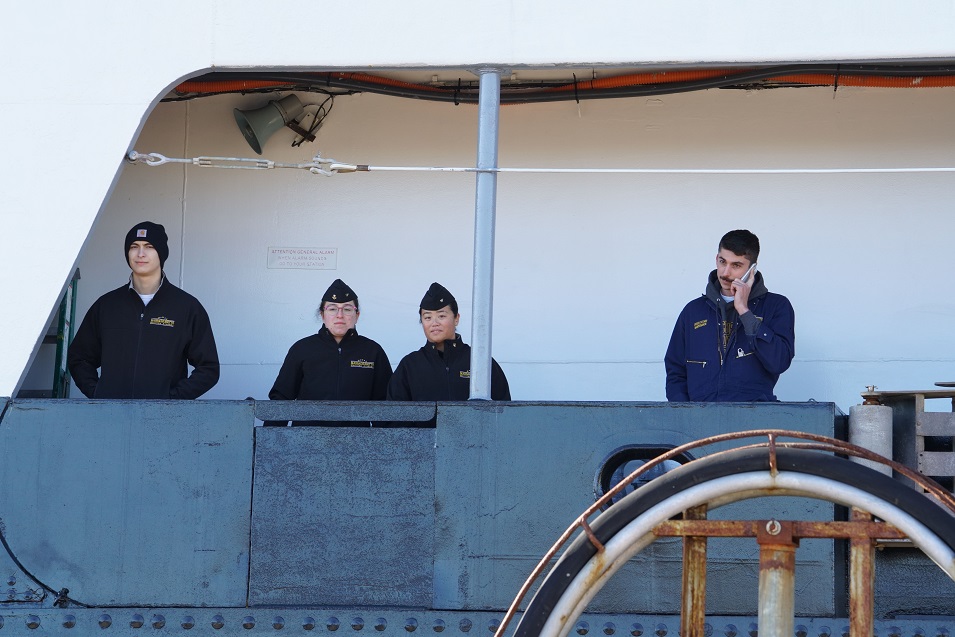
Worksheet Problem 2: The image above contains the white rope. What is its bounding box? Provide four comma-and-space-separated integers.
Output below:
128, 151, 955, 176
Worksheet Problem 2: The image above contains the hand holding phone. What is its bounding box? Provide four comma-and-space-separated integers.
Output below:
740, 263, 757, 284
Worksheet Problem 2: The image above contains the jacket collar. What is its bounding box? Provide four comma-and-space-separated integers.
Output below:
426, 333, 464, 356
318, 325, 358, 343
704, 269, 768, 306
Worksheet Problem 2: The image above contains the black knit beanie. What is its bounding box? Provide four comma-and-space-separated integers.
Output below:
125, 222, 169, 268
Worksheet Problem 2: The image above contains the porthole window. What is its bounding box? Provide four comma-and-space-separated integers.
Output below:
594, 445, 694, 511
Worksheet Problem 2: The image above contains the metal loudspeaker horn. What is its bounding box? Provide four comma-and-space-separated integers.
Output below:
233, 95, 305, 155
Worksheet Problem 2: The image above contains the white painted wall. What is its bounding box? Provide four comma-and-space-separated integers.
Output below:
3, 0, 955, 402
42, 85, 955, 413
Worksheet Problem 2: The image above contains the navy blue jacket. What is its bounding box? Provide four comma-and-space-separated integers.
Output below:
387, 334, 510, 401
68, 278, 219, 399
664, 271, 795, 402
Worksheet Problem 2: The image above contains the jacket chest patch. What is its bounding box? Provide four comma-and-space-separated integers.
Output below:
149, 316, 175, 328
350, 359, 374, 369
693, 319, 707, 330
459, 370, 471, 378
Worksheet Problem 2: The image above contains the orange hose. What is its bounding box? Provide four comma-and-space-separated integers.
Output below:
174, 68, 955, 100
174, 79, 289, 94
762, 73, 955, 88
329, 72, 444, 92
546, 68, 753, 92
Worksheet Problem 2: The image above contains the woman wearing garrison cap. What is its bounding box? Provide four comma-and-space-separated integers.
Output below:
268, 279, 393, 424
67, 221, 220, 399
387, 282, 510, 401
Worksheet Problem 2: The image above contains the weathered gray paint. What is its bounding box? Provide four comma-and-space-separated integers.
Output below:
433, 401, 840, 614
250, 426, 434, 607
1, 397, 952, 628
254, 400, 436, 424
0, 399, 253, 606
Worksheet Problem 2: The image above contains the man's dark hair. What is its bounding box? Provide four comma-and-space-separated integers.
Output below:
719, 229, 760, 263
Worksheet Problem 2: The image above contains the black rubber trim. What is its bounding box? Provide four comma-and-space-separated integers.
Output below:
514, 447, 955, 637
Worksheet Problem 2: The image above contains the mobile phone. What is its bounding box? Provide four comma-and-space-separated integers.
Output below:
740, 263, 757, 283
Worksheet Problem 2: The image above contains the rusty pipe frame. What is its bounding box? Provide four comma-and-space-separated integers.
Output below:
756, 520, 798, 637
681, 505, 708, 637
848, 509, 876, 637
496, 429, 955, 637
529, 472, 955, 637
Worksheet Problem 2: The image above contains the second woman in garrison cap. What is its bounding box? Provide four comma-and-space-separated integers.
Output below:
268, 279, 392, 424
387, 282, 510, 401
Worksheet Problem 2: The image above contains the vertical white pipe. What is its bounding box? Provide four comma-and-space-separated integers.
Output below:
469, 68, 502, 400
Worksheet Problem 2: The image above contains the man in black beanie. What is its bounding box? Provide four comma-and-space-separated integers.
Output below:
68, 221, 220, 399
387, 282, 510, 403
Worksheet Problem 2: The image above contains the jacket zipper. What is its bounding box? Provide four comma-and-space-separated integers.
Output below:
336, 346, 342, 398
132, 302, 146, 398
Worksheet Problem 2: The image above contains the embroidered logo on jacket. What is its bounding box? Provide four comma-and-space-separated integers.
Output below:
350, 359, 375, 369
693, 319, 708, 330
459, 370, 471, 378
150, 317, 175, 327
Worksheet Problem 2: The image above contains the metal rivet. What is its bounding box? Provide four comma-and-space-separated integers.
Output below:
152, 615, 166, 630
886, 628, 900, 637
303, 617, 316, 631
703, 624, 713, 637
724, 624, 737, 637
577, 621, 590, 636
913, 629, 925, 637
841, 627, 850, 637
630, 623, 644, 637
243, 616, 256, 629
748, 623, 758, 637
0, 615, 4, 629
434, 619, 446, 633
26, 615, 40, 629
6, 576, 15, 586
376, 619, 388, 632
7, 588, 16, 600
130, 613, 145, 629
329, 617, 341, 631
99, 614, 112, 629
353, 617, 365, 631
212, 614, 225, 630
406, 618, 419, 632
796, 625, 808, 637
655, 624, 667, 637
63, 615, 76, 629
817, 626, 831, 637
274, 616, 285, 630
459, 619, 473, 633
182, 616, 195, 630
603, 622, 616, 635
488, 620, 500, 634
938, 630, 950, 637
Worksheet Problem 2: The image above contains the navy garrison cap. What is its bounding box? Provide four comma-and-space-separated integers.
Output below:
322, 279, 357, 305
125, 221, 169, 267
420, 282, 458, 315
